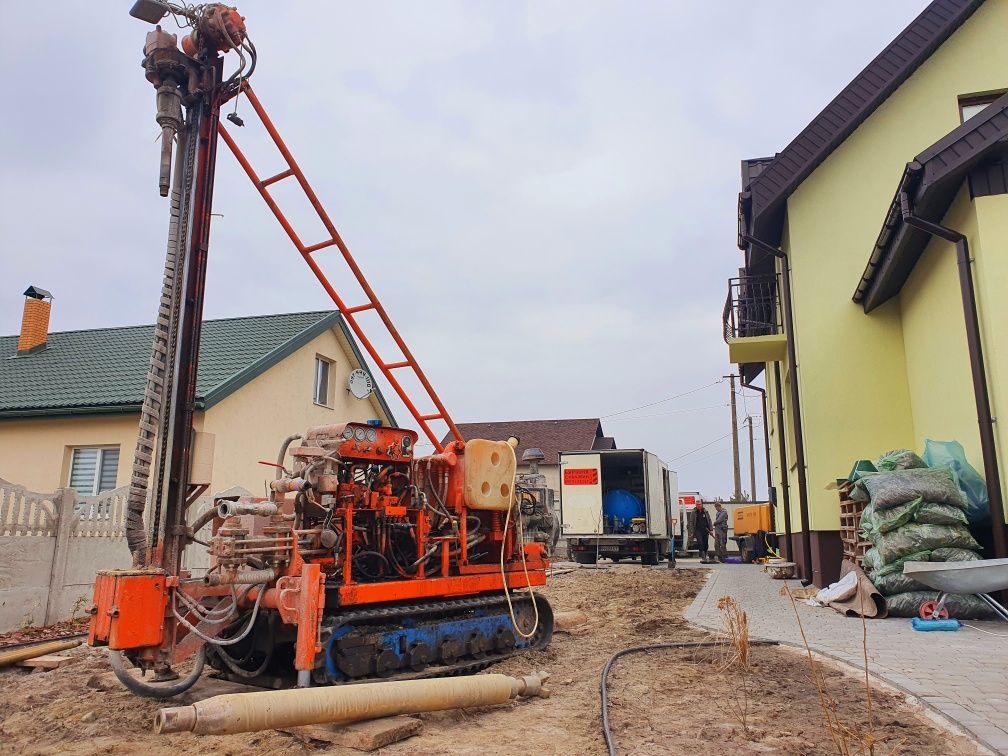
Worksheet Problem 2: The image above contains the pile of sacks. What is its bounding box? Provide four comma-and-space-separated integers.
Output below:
854, 450, 992, 618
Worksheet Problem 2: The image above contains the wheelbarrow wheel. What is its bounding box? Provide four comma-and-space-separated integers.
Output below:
919, 600, 949, 621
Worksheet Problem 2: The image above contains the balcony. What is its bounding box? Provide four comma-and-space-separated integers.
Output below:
722, 273, 787, 365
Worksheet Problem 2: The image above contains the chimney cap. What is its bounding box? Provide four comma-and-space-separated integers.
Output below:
23, 286, 53, 300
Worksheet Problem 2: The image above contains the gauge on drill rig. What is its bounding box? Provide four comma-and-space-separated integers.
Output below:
365, 427, 377, 442
342, 426, 354, 440
401, 435, 412, 452
354, 426, 367, 441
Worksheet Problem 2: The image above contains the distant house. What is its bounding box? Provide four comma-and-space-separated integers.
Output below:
0, 291, 394, 495
725, 0, 1008, 585
443, 419, 615, 502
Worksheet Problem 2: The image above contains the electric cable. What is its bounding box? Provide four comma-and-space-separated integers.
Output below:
600, 380, 723, 418
500, 497, 540, 640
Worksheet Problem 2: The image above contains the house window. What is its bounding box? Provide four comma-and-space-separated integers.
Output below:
959, 94, 1004, 123
314, 356, 332, 406
68, 447, 120, 496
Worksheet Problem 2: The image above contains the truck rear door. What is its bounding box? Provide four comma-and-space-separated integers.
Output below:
644, 452, 669, 537
559, 452, 603, 535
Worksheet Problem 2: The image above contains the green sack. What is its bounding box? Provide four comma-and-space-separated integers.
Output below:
861, 548, 881, 574
885, 591, 995, 619
869, 550, 932, 579
930, 547, 982, 563
877, 449, 927, 471
871, 523, 980, 564
861, 468, 966, 510
915, 502, 968, 527
872, 572, 930, 596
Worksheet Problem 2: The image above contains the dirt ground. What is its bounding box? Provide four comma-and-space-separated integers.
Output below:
0, 565, 981, 755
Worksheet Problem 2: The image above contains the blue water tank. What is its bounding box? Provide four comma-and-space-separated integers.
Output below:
602, 489, 645, 525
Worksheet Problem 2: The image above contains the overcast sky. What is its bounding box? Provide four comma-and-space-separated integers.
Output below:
0, 1, 930, 499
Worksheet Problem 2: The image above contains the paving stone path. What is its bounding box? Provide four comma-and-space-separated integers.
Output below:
682, 562, 1008, 754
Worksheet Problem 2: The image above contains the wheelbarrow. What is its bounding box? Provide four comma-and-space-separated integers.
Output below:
903, 558, 1008, 622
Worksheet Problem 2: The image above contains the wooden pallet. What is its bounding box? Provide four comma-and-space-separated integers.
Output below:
838, 485, 871, 565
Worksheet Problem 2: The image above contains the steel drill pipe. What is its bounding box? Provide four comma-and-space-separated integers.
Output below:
155, 671, 550, 735
0, 638, 83, 668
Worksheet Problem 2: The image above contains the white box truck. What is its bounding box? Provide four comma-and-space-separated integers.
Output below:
559, 449, 676, 565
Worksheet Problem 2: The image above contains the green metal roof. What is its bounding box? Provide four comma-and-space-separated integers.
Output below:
0, 310, 395, 423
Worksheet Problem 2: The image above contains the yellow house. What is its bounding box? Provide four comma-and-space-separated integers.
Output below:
726, 0, 1008, 585
0, 295, 394, 496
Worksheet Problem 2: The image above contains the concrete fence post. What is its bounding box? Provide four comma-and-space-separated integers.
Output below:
43, 488, 78, 626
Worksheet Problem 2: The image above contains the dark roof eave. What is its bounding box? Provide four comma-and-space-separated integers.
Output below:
854, 91, 1008, 311
0, 403, 144, 419
747, 0, 985, 247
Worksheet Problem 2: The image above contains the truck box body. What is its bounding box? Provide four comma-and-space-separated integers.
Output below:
559, 449, 676, 564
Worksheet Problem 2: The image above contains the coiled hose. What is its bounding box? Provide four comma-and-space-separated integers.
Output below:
599, 640, 778, 756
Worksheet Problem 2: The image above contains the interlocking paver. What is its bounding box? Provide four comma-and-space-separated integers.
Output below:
683, 562, 1008, 754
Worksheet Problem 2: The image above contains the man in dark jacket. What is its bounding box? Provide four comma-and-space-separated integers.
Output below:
693, 500, 714, 564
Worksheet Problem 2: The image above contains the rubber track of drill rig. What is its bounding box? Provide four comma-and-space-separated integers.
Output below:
211, 594, 554, 687
125, 120, 197, 565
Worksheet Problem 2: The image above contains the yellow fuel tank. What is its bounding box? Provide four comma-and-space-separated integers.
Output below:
733, 503, 771, 535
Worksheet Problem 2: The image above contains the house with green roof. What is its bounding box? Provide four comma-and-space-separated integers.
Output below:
0, 298, 394, 496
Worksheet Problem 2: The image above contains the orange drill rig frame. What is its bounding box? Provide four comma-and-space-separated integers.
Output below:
87, 2, 555, 696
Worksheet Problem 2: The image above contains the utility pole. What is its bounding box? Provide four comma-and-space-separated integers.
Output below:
724, 374, 741, 501
747, 415, 756, 502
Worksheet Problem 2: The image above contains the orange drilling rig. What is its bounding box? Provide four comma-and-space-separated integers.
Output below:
87, 1, 555, 696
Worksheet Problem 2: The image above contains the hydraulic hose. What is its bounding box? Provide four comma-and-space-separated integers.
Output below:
600, 640, 778, 756
109, 646, 206, 699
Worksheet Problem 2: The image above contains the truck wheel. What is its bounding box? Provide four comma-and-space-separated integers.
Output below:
574, 551, 597, 565
642, 548, 658, 566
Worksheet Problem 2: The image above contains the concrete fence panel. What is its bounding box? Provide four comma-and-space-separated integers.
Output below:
0, 478, 214, 633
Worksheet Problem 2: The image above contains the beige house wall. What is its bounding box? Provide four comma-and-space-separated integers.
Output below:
0, 326, 391, 496
0, 414, 139, 494
200, 326, 391, 494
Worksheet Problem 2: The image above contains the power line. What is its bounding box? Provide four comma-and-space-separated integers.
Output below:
665, 414, 761, 464
600, 380, 722, 419
666, 431, 733, 463
604, 403, 728, 422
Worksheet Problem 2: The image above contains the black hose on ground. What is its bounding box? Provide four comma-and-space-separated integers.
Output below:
109, 646, 207, 699
599, 640, 779, 756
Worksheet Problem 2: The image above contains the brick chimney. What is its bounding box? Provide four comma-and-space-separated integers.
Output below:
18, 286, 53, 355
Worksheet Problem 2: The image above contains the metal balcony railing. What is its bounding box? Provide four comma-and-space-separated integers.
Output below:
722, 273, 782, 343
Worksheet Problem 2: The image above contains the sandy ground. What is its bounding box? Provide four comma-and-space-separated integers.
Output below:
0, 564, 981, 755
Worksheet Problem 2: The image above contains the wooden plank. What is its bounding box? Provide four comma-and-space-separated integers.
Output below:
17, 653, 72, 670
283, 716, 423, 751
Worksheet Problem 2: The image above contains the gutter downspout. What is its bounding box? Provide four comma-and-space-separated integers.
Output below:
899, 181, 1008, 560
740, 376, 776, 528
743, 234, 813, 583
772, 363, 793, 560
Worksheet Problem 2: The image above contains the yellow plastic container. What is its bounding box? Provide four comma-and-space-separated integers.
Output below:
463, 439, 517, 511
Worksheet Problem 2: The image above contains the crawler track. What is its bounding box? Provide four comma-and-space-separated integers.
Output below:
210, 592, 553, 687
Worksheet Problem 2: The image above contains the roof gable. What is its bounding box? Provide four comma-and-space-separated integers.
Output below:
0, 310, 393, 421
442, 418, 609, 466
743, 0, 985, 247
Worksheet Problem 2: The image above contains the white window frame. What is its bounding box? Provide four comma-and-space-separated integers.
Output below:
959, 92, 1005, 123
314, 355, 333, 407
68, 446, 120, 496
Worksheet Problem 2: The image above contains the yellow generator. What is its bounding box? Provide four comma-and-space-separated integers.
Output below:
731, 503, 773, 563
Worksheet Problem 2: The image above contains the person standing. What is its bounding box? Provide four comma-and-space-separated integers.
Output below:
693, 500, 713, 564
713, 502, 729, 563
